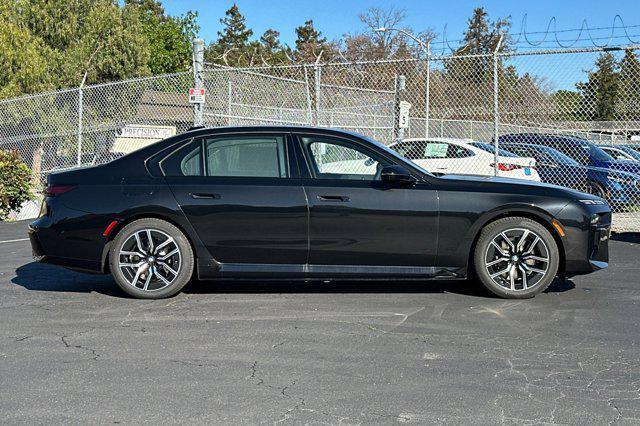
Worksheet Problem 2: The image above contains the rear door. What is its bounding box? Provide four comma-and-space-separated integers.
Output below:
162, 131, 308, 266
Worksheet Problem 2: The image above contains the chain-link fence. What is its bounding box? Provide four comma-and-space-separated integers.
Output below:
2, 43, 640, 231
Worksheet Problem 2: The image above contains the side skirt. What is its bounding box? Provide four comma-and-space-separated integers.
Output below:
198, 262, 466, 280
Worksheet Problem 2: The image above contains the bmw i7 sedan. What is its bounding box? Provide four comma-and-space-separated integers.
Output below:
29, 126, 611, 299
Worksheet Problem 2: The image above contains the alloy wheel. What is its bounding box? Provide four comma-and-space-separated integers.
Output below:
118, 228, 182, 292
483, 228, 550, 291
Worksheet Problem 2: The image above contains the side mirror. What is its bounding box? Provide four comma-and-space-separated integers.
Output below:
381, 165, 416, 185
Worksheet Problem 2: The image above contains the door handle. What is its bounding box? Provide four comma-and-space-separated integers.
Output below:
317, 195, 350, 202
190, 192, 221, 199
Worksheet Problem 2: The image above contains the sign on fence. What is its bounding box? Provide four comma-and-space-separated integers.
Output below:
188, 88, 206, 104
399, 101, 412, 129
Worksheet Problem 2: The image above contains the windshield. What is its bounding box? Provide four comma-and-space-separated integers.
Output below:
536, 145, 580, 166
470, 141, 519, 158
581, 140, 614, 162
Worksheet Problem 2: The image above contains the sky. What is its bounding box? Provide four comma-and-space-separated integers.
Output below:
161, 0, 640, 90
162, 0, 640, 48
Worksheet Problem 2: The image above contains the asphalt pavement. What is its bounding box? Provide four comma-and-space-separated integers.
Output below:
1, 220, 639, 424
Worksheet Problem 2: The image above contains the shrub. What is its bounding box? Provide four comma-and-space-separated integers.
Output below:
0, 150, 33, 220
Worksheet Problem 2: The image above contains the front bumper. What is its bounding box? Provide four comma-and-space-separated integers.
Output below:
564, 209, 611, 277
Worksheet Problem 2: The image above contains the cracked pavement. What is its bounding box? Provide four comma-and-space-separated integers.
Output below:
1, 220, 640, 424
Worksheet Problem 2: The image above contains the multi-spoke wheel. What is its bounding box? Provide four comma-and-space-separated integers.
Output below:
473, 217, 560, 299
110, 218, 194, 299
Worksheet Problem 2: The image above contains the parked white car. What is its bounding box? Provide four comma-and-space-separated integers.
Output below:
389, 138, 540, 181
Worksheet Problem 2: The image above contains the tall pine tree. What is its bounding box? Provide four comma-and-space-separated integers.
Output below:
577, 53, 619, 121
206, 4, 253, 66
294, 20, 328, 62
616, 50, 640, 121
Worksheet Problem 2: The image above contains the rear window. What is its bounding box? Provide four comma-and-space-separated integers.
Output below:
470, 141, 518, 158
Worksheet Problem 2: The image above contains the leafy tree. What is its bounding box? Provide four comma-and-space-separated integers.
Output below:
0, 150, 32, 220
616, 49, 640, 121
553, 90, 581, 120
0, 0, 52, 99
126, 0, 199, 74
294, 20, 328, 62
577, 52, 619, 121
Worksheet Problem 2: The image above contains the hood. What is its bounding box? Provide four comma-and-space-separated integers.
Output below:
436, 173, 596, 201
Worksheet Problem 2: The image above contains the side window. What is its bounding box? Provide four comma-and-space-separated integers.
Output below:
160, 140, 202, 177
204, 135, 288, 178
446, 144, 473, 159
607, 149, 624, 160
301, 136, 389, 180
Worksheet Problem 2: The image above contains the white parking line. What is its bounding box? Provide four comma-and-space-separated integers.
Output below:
0, 238, 29, 244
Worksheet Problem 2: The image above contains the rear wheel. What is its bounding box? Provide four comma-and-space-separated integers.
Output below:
473, 217, 559, 299
109, 218, 194, 299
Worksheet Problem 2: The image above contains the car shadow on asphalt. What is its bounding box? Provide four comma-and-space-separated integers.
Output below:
10, 261, 575, 299
12, 262, 125, 298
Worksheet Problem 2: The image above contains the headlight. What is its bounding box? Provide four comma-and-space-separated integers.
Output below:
579, 199, 607, 205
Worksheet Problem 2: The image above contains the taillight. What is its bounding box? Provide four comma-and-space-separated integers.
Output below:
44, 185, 77, 196
491, 163, 522, 172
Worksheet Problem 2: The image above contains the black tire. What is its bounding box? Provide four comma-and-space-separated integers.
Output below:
109, 218, 194, 299
473, 217, 560, 299
585, 181, 607, 200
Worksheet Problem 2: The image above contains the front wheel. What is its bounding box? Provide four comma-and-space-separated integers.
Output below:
109, 218, 194, 299
473, 217, 560, 299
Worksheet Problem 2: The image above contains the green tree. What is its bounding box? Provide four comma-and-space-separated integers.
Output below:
0, 0, 52, 99
0, 150, 32, 220
553, 90, 581, 120
577, 52, 619, 121
126, 0, 199, 74
294, 20, 328, 62
616, 49, 640, 121
205, 4, 254, 66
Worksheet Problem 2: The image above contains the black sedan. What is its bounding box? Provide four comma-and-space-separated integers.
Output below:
29, 126, 611, 299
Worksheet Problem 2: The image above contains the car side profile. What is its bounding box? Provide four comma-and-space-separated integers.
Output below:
29, 126, 611, 299
389, 138, 540, 181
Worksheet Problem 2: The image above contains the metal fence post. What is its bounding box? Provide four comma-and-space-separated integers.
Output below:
192, 38, 205, 127
493, 35, 504, 177
77, 87, 83, 166
303, 65, 313, 125
314, 64, 321, 126
227, 78, 232, 126
425, 42, 431, 139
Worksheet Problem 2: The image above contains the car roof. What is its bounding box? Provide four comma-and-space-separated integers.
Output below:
181, 125, 366, 139
501, 133, 591, 144
399, 137, 475, 143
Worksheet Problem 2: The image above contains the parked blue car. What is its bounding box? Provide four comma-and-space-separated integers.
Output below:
497, 142, 640, 204
499, 134, 640, 177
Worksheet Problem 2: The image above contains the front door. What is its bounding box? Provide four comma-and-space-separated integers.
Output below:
163, 132, 308, 267
295, 133, 439, 269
